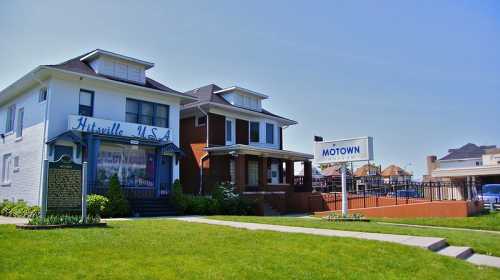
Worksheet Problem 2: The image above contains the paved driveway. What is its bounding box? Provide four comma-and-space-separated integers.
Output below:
0, 216, 27, 225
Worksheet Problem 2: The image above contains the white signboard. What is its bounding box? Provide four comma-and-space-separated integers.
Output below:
314, 136, 373, 164
68, 115, 171, 142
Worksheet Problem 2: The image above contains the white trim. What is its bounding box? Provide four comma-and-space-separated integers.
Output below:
439, 157, 482, 162
432, 165, 500, 177
80, 49, 155, 69
225, 117, 235, 145
205, 144, 313, 160
183, 102, 297, 126
214, 86, 269, 99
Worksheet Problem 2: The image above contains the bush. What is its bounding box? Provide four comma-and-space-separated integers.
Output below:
87, 194, 109, 217
103, 174, 130, 217
0, 201, 40, 218
170, 179, 189, 215
169, 181, 255, 216
28, 215, 101, 225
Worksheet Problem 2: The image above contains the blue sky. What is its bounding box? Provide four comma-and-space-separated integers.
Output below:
1, 0, 499, 177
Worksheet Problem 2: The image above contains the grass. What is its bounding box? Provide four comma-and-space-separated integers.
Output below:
1, 219, 499, 279
376, 212, 500, 231
209, 216, 500, 257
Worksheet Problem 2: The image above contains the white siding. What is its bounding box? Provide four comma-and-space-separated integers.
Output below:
48, 77, 182, 180
0, 85, 46, 205
438, 159, 481, 169
88, 56, 146, 84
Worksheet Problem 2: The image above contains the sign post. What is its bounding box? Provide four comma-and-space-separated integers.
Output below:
314, 136, 374, 217
81, 162, 88, 223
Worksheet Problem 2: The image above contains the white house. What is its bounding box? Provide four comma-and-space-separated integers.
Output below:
0, 49, 196, 206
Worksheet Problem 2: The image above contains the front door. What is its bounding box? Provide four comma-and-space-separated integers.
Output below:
158, 155, 172, 197
270, 162, 279, 184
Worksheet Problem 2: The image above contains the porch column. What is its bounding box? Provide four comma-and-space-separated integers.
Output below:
286, 160, 294, 186
303, 160, 313, 192
259, 157, 268, 190
235, 154, 246, 192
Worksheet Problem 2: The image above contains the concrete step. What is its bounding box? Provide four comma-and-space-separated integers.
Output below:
467, 253, 500, 268
437, 246, 473, 259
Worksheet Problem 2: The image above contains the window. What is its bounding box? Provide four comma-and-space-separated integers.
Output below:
16, 108, 24, 138
126, 99, 169, 128
2, 154, 12, 184
247, 160, 259, 186
54, 145, 73, 161
226, 119, 233, 143
196, 116, 207, 127
266, 123, 274, 144
13, 156, 19, 172
250, 122, 259, 143
97, 142, 156, 188
5, 104, 16, 133
79, 89, 94, 117
39, 87, 47, 102
476, 161, 481, 166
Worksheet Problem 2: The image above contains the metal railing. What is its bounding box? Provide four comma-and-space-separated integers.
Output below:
314, 181, 484, 211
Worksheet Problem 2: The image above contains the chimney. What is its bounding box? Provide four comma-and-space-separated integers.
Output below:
426, 155, 437, 177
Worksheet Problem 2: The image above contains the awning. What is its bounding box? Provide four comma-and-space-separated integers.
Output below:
161, 142, 185, 157
47, 130, 184, 157
46, 130, 86, 146
205, 144, 313, 161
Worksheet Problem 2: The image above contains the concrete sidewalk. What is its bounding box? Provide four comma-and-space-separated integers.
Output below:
0, 216, 28, 225
174, 217, 500, 269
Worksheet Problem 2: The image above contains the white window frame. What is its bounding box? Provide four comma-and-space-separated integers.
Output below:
225, 118, 235, 145
249, 121, 260, 143
196, 115, 207, 127
247, 160, 259, 186
39, 87, 48, 103
5, 104, 16, 133
13, 156, 20, 172
16, 107, 24, 138
2, 153, 12, 185
265, 123, 274, 144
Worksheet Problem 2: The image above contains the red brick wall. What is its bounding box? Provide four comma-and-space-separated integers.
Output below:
315, 200, 483, 218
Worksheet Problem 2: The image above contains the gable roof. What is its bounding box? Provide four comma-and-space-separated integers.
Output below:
183, 84, 296, 124
354, 164, 380, 177
381, 165, 411, 177
43, 50, 195, 99
440, 143, 496, 160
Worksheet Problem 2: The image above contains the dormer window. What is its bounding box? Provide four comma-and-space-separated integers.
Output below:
215, 86, 268, 112
80, 49, 153, 85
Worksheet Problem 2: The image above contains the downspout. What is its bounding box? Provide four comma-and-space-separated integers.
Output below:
197, 105, 209, 195
32, 70, 50, 207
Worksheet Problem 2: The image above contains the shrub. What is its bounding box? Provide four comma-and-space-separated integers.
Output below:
28, 215, 101, 225
87, 194, 109, 217
0, 201, 40, 218
103, 174, 130, 217
170, 179, 189, 215
212, 183, 255, 215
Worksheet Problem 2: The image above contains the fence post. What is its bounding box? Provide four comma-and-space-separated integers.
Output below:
81, 162, 88, 223
363, 186, 366, 208
395, 188, 398, 205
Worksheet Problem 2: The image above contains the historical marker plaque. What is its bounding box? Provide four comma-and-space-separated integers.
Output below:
47, 158, 82, 213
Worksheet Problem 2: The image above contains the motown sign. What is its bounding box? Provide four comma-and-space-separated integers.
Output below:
314, 136, 374, 164
68, 115, 172, 142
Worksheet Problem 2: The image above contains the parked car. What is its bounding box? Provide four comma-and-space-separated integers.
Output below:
478, 184, 500, 204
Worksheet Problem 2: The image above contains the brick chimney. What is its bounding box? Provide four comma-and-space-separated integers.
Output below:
426, 155, 438, 178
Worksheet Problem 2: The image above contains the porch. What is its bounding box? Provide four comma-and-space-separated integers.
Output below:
204, 144, 314, 194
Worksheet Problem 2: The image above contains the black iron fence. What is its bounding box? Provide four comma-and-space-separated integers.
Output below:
315, 181, 488, 210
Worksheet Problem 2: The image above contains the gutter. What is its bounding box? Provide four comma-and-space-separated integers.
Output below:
197, 105, 209, 195
32, 70, 50, 207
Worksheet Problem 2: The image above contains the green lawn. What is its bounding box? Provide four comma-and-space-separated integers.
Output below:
209, 216, 500, 257
1, 220, 499, 279
376, 212, 500, 231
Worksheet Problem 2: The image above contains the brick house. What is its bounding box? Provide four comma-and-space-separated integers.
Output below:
179, 84, 313, 212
